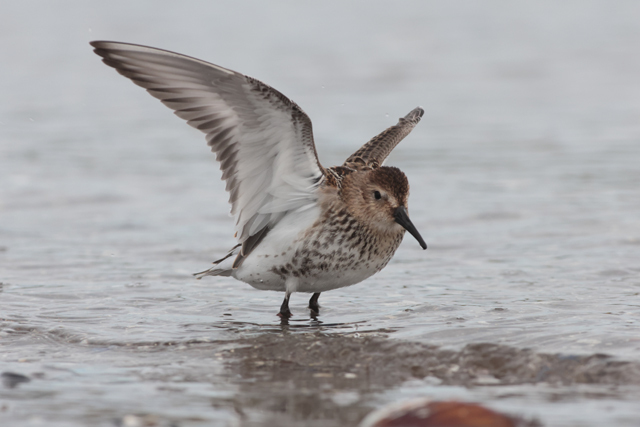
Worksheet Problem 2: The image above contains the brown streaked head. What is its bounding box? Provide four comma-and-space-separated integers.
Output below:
341, 166, 427, 249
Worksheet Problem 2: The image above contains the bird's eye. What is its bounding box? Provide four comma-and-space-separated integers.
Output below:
374, 191, 382, 200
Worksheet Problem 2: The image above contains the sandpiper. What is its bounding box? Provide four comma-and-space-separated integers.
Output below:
91, 41, 427, 318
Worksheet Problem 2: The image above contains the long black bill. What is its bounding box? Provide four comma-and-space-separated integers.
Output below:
394, 206, 427, 249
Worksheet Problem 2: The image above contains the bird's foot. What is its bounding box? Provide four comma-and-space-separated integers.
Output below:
308, 292, 321, 316
277, 308, 292, 319
278, 292, 292, 319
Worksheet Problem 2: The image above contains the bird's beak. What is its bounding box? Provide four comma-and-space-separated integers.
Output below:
394, 206, 427, 249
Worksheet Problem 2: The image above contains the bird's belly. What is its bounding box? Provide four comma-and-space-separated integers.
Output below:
237, 248, 382, 293
233, 206, 403, 293
233, 207, 320, 291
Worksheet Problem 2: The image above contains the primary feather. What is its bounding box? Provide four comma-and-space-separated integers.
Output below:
90, 41, 325, 251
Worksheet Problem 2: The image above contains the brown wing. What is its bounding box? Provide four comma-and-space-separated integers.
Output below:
90, 41, 325, 249
344, 107, 423, 168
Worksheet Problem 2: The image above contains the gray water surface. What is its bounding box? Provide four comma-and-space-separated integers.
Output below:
2, 2, 640, 426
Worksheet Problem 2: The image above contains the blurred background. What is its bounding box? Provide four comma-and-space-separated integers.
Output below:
1, 1, 640, 426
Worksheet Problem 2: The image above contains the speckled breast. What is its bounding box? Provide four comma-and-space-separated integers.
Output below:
269, 208, 405, 293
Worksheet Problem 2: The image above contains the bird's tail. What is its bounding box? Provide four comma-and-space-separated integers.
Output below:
193, 244, 240, 279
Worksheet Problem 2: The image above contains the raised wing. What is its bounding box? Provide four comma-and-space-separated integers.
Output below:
344, 107, 423, 168
91, 41, 324, 248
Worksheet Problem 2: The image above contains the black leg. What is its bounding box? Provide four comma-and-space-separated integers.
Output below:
308, 292, 321, 315
278, 292, 292, 319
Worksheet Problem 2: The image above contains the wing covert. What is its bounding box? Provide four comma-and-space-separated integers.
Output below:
91, 41, 325, 245
344, 107, 423, 168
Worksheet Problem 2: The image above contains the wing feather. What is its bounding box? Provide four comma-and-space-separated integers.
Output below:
344, 107, 423, 167
91, 41, 325, 246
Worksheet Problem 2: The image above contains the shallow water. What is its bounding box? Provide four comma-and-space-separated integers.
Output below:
2, 1, 640, 426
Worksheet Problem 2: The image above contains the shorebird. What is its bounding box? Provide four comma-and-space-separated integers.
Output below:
91, 41, 427, 318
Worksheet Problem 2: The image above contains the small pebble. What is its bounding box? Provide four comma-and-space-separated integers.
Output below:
360, 398, 537, 427
1, 372, 31, 389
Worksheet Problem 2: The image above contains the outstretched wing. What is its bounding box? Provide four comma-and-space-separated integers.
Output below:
344, 107, 423, 168
91, 41, 325, 250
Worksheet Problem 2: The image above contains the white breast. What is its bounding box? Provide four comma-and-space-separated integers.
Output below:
233, 206, 321, 291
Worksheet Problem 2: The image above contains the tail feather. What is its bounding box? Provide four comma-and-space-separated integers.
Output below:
193, 244, 240, 279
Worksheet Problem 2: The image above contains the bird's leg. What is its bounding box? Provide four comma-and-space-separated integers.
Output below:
278, 291, 292, 319
308, 292, 321, 315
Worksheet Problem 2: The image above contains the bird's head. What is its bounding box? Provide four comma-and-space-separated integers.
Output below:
341, 166, 426, 249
